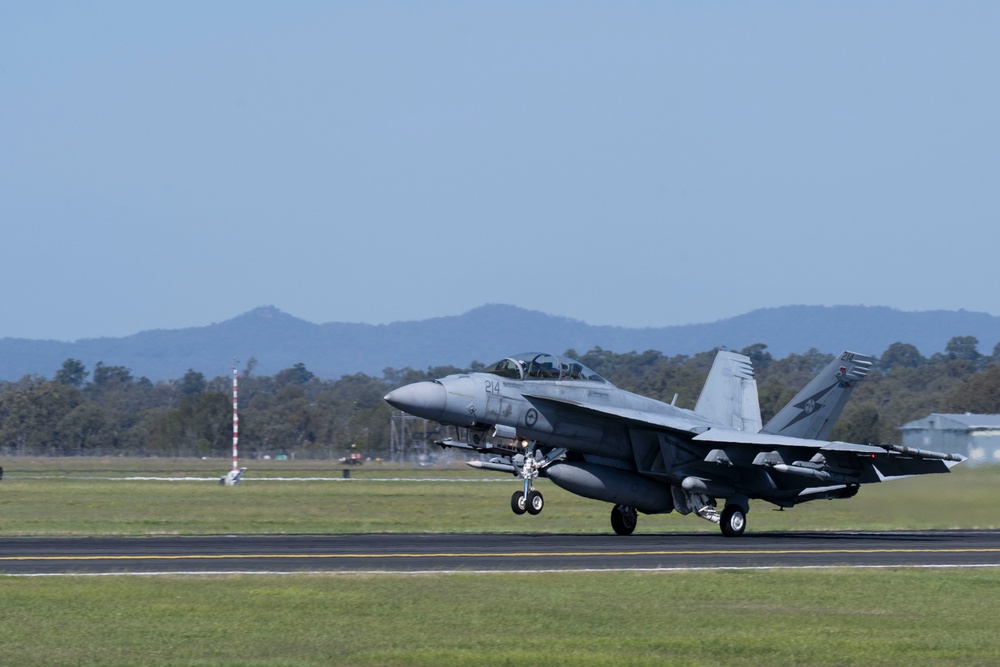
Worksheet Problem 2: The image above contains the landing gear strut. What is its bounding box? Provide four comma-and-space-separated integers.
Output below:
676, 488, 749, 537
510, 453, 544, 515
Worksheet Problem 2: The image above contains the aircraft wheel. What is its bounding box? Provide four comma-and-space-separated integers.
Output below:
511, 491, 527, 515
611, 504, 637, 536
526, 490, 544, 515
720, 505, 747, 537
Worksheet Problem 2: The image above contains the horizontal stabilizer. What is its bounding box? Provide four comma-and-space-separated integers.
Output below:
694, 427, 962, 482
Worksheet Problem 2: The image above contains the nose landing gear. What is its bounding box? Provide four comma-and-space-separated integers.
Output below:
510, 454, 544, 515
511, 489, 544, 515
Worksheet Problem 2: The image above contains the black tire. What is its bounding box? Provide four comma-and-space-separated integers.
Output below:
526, 490, 544, 515
511, 491, 527, 515
720, 505, 747, 537
610, 504, 637, 536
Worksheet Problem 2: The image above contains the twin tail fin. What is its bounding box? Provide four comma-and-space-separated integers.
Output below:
760, 351, 875, 441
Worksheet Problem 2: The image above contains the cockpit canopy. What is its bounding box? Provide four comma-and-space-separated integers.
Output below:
480, 353, 608, 383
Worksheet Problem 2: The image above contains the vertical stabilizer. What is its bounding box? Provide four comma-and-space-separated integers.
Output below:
695, 351, 762, 432
761, 351, 875, 440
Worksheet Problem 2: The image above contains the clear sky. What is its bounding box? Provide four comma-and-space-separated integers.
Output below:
3, 2, 998, 341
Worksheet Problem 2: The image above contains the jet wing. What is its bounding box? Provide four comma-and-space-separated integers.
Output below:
693, 429, 885, 451
693, 428, 963, 481
522, 393, 712, 434
520, 395, 961, 485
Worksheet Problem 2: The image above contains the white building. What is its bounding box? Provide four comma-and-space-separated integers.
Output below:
899, 413, 1000, 465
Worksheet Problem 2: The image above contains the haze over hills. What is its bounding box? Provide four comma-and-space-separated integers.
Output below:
2, 304, 1000, 382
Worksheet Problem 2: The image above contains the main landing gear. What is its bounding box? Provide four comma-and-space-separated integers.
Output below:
611, 504, 637, 535
607, 502, 746, 536
671, 489, 751, 537
719, 504, 747, 537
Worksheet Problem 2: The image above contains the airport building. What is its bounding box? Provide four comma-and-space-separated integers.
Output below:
899, 413, 1000, 465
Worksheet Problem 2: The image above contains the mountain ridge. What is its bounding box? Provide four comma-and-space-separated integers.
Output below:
2, 304, 999, 382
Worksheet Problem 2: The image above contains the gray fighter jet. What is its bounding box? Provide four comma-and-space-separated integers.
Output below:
384, 350, 963, 536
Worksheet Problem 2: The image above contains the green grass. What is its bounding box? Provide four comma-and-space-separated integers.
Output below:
2, 458, 1000, 666
2, 570, 999, 666
0, 458, 997, 535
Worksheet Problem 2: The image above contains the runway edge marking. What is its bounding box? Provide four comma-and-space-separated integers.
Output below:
5, 563, 1000, 578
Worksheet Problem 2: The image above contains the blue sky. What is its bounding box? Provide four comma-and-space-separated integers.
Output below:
3, 2, 998, 341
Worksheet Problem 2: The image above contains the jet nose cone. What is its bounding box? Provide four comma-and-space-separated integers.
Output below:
384, 381, 448, 421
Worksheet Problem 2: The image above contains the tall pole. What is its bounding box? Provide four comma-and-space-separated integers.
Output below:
220, 361, 246, 485
232, 366, 239, 471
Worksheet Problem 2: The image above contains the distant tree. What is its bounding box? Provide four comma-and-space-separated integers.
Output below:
755, 349, 834, 423
944, 336, 981, 363
250, 385, 316, 454
879, 343, 924, 373
55, 358, 88, 387
16, 339, 1000, 459
178, 369, 207, 396
145, 392, 230, 456
276, 362, 315, 386
739, 343, 773, 372
425, 364, 466, 379
381, 366, 438, 387
947, 366, 1000, 414
56, 402, 113, 454
0, 379, 83, 455
831, 404, 880, 444
91, 362, 133, 388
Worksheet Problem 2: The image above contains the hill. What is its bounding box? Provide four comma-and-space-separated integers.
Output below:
2, 304, 999, 382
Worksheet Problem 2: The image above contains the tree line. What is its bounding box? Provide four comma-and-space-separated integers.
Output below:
2, 336, 999, 458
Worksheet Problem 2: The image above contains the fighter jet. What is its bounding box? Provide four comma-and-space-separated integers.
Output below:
384, 350, 963, 536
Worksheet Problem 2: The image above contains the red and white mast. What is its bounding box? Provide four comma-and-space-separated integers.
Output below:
221, 360, 246, 485
232, 366, 239, 471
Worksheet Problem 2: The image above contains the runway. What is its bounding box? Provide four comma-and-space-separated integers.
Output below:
3, 530, 1000, 575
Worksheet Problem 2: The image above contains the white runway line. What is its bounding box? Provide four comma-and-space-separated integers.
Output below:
6, 563, 1000, 577
11, 476, 510, 482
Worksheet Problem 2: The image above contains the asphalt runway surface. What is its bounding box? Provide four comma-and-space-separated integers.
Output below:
3, 530, 1000, 575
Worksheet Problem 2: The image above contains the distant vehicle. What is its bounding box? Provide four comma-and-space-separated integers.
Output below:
385, 350, 964, 536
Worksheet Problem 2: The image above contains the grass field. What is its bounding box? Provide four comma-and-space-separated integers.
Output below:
2, 457, 999, 666
2, 570, 999, 666
1, 457, 998, 535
